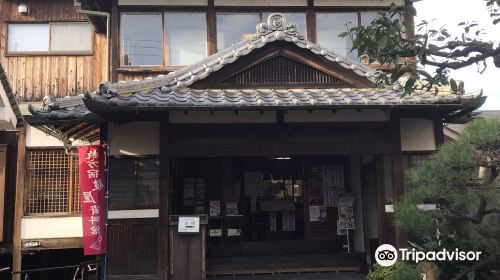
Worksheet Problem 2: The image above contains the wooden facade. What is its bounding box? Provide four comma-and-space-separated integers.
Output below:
0, 0, 107, 102
4, 1, 485, 280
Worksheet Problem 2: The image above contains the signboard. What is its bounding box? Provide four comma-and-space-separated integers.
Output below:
178, 216, 200, 233
24, 240, 41, 248
79, 145, 107, 256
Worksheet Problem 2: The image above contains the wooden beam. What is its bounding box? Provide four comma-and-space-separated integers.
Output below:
159, 120, 170, 280
13, 128, 26, 280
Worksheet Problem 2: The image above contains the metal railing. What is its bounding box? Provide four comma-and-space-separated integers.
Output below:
11, 260, 100, 280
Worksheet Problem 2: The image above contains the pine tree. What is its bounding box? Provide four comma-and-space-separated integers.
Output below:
394, 118, 500, 279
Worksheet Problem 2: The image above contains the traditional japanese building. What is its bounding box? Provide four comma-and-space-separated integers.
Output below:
1, 0, 487, 279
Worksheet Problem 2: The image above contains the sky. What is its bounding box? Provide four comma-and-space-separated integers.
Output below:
415, 0, 500, 110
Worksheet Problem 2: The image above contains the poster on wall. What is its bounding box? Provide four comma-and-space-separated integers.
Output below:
210, 201, 221, 216
79, 145, 107, 256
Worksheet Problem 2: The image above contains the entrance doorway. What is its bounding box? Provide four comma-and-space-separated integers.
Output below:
171, 156, 365, 275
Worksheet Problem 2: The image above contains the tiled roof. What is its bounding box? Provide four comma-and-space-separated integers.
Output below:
27, 95, 96, 122
89, 88, 484, 110
25, 13, 486, 124
98, 13, 377, 96
0, 63, 23, 126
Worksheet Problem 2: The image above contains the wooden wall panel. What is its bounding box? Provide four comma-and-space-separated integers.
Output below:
107, 219, 159, 278
0, 0, 106, 102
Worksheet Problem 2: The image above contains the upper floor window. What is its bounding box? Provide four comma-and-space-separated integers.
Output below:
316, 11, 383, 61
316, 12, 358, 59
120, 13, 163, 66
217, 13, 261, 51
7, 22, 93, 55
165, 12, 207, 65
120, 12, 207, 67
216, 12, 307, 51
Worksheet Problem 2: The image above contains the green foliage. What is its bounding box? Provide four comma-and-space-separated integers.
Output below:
367, 262, 422, 280
340, 1, 500, 94
394, 118, 500, 277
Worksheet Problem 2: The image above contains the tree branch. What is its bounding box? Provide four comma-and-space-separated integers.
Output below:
451, 255, 499, 280
422, 46, 500, 69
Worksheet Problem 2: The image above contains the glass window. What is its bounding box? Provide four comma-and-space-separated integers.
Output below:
261, 12, 307, 37
165, 12, 207, 66
8, 23, 93, 54
316, 12, 358, 59
121, 13, 163, 66
109, 158, 160, 209
217, 13, 260, 51
360, 11, 382, 26
50, 22, 93, 52
8, 24, 49, 53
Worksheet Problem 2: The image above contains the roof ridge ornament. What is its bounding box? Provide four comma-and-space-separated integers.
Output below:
256, 13, 305, 40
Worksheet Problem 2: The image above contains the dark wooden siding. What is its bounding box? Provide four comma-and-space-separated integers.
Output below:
107, 219, 159, 278
221, 56, 346, 86
0, 0, 106, 102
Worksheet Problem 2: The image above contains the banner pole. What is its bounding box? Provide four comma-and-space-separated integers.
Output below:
104, 143, 110, 280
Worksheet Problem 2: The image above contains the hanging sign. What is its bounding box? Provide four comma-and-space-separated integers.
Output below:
79, 145, 107, 256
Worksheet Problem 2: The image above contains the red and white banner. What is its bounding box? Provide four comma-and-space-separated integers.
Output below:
79, 145, 107, 256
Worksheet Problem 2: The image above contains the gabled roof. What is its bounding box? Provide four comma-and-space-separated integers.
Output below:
26, 13, 486, 136
99, 13, 377, 96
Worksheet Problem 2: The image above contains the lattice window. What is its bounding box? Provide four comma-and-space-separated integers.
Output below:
25, 149, 80, 214
109, 157, 160, 209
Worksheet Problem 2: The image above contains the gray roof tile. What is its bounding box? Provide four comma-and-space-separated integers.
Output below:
90, 88, 483, 109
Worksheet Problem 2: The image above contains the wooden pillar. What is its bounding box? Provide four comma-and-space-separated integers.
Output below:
375, 156, 388, 244
207, 0, 216, 55
12, 128, 26, 280
159, 119, 170, 280
390, 114, 407, 249
306, 0, 316, 43
0, 144, 7, 242
110, 0, 119, 83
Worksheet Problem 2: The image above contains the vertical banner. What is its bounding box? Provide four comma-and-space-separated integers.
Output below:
79, 145, 107, 255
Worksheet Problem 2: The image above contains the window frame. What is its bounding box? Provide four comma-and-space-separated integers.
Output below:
25, 148, 81, 216
108, 155, 161, 211
116, 6, 389, 71
5, 21, 94, 56
119, 10, 210, 70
